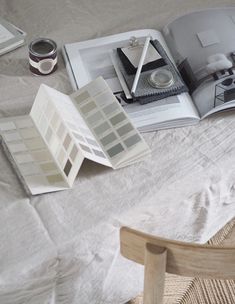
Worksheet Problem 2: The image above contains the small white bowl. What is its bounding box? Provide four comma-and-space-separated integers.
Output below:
148, 68, 174, 88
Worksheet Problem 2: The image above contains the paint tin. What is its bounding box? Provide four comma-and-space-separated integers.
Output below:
29, 38, 57, 75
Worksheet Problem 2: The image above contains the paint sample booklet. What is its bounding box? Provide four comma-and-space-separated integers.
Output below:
63, 7, 235, 132
0, 17, 26, 55
0, 77, 150, 195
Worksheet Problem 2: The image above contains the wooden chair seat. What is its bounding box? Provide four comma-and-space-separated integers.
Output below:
120, 227, 235, 304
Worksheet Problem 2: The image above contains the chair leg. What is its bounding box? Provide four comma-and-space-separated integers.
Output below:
143, 244, 167, 304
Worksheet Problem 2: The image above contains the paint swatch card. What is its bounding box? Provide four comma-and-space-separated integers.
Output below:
70, 77, 150, 168
0, 77, 150, 195
0, 116, 74, 195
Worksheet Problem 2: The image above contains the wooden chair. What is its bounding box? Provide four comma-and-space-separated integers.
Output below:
120, 227, 235, 304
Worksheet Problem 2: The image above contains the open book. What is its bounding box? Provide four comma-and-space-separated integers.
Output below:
0, 17, 26, 55
63, 7, 235, 132
0, 77, 150, 195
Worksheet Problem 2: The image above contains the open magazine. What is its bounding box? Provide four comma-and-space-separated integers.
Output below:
63, 7, 235, 132
0, 17, 26, 55
0, 77, 150, 195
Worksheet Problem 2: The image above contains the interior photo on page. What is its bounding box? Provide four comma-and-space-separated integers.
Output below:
63, 7, 235, 132
163, 7, 235, 118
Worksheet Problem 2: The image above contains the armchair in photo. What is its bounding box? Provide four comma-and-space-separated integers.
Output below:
206, 53, 233, 80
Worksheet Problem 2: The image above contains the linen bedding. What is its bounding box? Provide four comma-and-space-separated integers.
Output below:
0, 0, 235, 303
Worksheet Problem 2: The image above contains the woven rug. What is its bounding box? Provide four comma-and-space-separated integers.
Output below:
128, 218, 235, 304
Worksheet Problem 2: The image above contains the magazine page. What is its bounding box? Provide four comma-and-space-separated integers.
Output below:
122, 93, 199, 132
162, 7, 235, 118
63, 29, 200, 131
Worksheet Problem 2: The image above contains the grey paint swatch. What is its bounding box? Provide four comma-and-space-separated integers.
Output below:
47, 174, 64, 184
92, 149, 105, 158
100, 132, 117, 146
80, 143, 91, 153
124, 134, 141, 148
87, 111, 103, 125
102, 102, 119, 115
70, 145, 78, 161
75, 91, 90, 104
107, 143, 124, 158
94, 122, 110, 136
80, 101, 96, 115
86, 137, 99, 147
117, 123, 133, 137
110, 112, 126, 126
64, 159, 72, 176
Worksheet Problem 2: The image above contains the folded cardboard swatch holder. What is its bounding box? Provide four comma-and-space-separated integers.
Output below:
0, 77, 150, 195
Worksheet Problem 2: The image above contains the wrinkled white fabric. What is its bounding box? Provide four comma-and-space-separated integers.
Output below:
0, 0, 235, 303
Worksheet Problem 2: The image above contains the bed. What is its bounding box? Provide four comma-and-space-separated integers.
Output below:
1, 0, 235, 303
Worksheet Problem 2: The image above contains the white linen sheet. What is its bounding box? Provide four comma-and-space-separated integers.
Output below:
0, 0, 235, 303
